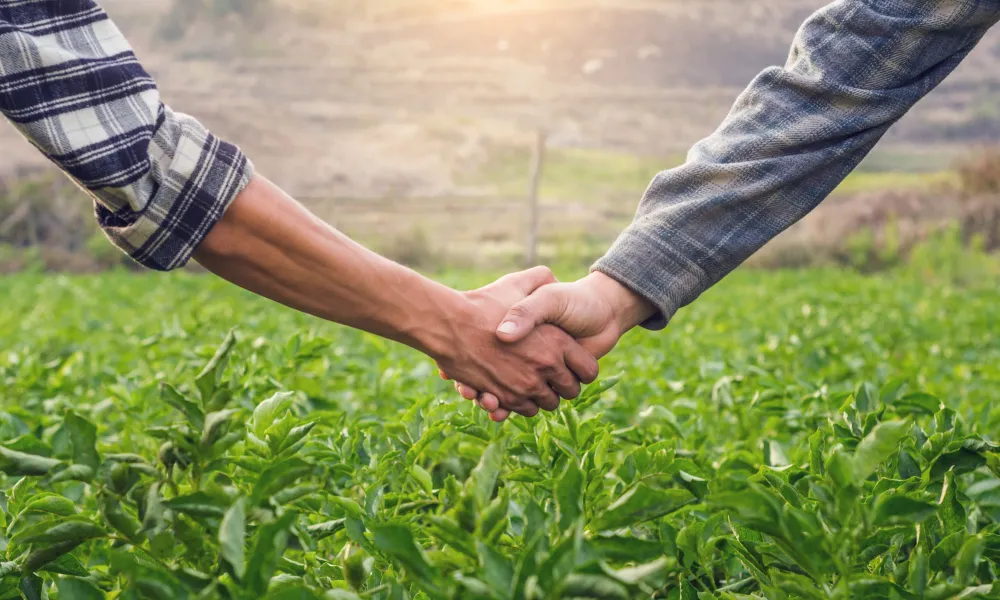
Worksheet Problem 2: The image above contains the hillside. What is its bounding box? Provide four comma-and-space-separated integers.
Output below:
3, 0, 999, 206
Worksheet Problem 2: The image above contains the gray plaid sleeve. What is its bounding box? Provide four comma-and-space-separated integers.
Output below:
0, 1, 252, 271
594, 0, 1000, 329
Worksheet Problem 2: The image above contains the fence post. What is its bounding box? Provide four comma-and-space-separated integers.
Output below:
526, 130, 547, 266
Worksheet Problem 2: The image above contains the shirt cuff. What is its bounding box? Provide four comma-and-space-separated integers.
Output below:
591, 224, 708, 331
94, 108, 254, 271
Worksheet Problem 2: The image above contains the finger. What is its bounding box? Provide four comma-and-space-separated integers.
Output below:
477, 393, 500, 412
492, 391, 538, 417
564, 342, 600, 385
456, 383, 479, 401
439, 368, 451, 380
528, 385, 560, 414
490, 408, 512, 422
547, 367, 582, 402
496, 288, 569, 344
496, 265, 558, 296
514, 402, 541, 418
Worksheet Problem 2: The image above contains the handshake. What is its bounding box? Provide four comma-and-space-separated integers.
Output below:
430, 267, 656, 423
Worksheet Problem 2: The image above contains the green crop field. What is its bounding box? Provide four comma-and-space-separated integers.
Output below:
1, 250, 1000, 599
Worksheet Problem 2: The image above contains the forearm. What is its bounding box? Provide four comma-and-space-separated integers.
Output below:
193, 175, 463, 356
595, 0, 1000, 329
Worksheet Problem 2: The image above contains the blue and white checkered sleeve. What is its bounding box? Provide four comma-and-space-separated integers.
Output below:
0, 1, 253, 271
594, 0, 1000, 328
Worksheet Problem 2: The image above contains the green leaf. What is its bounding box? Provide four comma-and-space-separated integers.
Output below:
219, 498, 246, 581
161, 384, 205, 430
559, 573, 629, 600
477, 541, 513, 597
55, 576, 105, 600
201, 409, 239, 450
826, 447, 856, 489
195, 329, 236, 402
931, 532, 966, 571
898, 449, 921, 479
163, 492, 227, 518
20, 494, 77, 518
253, 392, 296, 440
330, 496, 365, 520
930, 449, 987, 480
470, 442, 504, 507
15, 518, 105, 546
411, 465, 433, 494
937, 470, 967, 535
677, 576, 698, 600
477, 491, 509, 543
254, 458, 314, 502
19, 574, 45, 600
49, 464, 95, 484
853, 420, 910, 482
595, 485, 694, 531
601, 557, 671, 586
580, 375, 623, 401
246, 511, 297, 595
372, 524, 440, 589
305, 519, 345, 541
324, 591, 362, 600
908, 548, 928, 598
0, 446, 61, 476
99, 495, 141, 542
40, 553, 89, 578
591, 536, 665, 562
894, 392, 940, 416
555, 460, 584, 530
24, 540, 88, 573
873, 495, 937, 525
955, 535, 986, 586
63, 413, 100, 471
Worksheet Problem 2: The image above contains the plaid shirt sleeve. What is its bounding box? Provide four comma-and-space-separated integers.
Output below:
594, 0, 1000, 329
0, 0, 253, 271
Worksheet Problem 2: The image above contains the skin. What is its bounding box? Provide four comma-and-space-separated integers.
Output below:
445, 271, 657, 421
192, 174, 599, 415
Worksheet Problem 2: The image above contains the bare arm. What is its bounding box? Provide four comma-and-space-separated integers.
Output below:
0, 2, 595, 416
194, 175, 599, 416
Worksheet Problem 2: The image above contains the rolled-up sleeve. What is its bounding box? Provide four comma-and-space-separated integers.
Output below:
594, 0, 1000, 329
0, 0, 253, 270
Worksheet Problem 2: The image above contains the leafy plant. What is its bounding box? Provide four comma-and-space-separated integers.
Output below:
0, 258, 999, 598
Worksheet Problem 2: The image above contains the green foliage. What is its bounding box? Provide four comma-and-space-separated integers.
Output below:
1, 259, 999, 598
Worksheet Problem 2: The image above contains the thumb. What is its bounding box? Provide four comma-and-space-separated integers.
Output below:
496, 287, 569, 343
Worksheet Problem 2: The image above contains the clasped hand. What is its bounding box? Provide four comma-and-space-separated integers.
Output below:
434, 267, 655, 422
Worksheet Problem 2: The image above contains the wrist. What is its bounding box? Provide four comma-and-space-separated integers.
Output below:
402, 284, 469, 361
584, 271, 657, 334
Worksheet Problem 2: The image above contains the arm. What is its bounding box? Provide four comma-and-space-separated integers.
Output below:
0, 2, 597, 415
193, 175, 599, 416
458, 0, 1000, 420
593, 0, 1000, 328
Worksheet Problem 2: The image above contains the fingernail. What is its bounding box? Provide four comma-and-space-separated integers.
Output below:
497, 321, 518, 335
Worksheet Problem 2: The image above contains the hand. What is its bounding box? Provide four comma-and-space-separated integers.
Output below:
449, 271, 656, 421
430, 267, 600, 418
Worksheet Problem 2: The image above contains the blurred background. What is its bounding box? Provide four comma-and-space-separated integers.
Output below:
2, 0, 1000, 274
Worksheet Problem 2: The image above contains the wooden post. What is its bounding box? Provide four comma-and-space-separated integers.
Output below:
526, 130, 546, 266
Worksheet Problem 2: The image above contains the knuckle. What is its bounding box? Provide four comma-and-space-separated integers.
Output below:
532, 383, 552, 398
